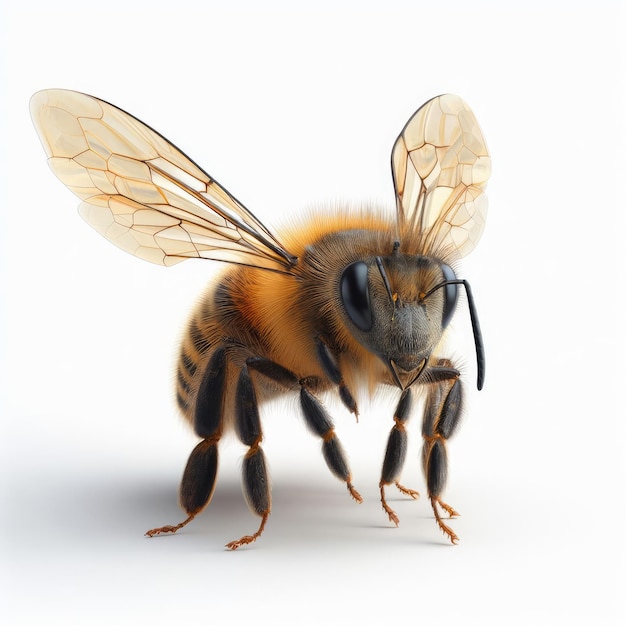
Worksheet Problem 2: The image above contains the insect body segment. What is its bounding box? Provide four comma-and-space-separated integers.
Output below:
31, 90, 490, 548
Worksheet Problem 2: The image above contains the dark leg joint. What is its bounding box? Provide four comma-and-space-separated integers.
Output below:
242, 446, 270, 516
437, 379, 463, 439
316, 338, 359, 417
246, 356, 300, 390
322, 432, 362, 503
422, 366, 460, 385
145, 438, 219, 538
424, 438, 447, 497
179, 439, 219, 515
339, 385, 358, 418
315, 338, 342, 385
381, 425, 407, 484
235, 366, 262, 446
322, 431, 349, 480
300, 387, 333, 437
395, 389, 412, 422
194, 347, 227, 437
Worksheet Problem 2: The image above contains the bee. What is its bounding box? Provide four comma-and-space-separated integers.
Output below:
31, 90, 490, 549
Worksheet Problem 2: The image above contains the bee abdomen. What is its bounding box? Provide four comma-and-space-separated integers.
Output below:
176, 350, 198, 418
176, 312, 216, 421
176, 366, 193, 413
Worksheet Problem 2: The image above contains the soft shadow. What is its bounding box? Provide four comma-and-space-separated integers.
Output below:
4, 466, 454, 553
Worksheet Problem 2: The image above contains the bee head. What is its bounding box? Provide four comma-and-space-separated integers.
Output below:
339, 252, 483, 390
301, 229, 484, 391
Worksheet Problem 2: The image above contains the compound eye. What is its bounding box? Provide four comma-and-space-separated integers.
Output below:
340, 261, 373, 331
441, 264, 459, 328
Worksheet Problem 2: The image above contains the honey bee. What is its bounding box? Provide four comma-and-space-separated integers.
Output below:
31, 90, 490, 549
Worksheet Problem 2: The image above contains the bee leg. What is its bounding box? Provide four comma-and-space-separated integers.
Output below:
379, 389, 419, 526
226, 365, 271, 550
422, 361, 463, 544
246, 356, 362, 503
300, 387, 363, 503
315, 338, 359, 419
146, 347, 226, 538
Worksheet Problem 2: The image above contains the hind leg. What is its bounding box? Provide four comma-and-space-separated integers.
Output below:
146, 347, 227, 537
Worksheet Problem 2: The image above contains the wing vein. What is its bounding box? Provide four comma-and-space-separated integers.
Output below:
391, 94, 491, 258
30, 89, 298, 272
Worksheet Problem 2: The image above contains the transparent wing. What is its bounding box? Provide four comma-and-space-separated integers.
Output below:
391, 94, 491, 257
30, 89, 297, 271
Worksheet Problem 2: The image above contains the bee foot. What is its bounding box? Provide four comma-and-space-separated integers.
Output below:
145, 526, 177, 537
379, 483, 399, 526
347, 482, 363, 503
430, 496, 459, 544
438, 500, 459, 518
437, 520, 459, 545
145, 513, 196, 537
394, 481, 420, 500
382, 502, 400, 527
225, 512, 269, 551
225, 535, 256, 550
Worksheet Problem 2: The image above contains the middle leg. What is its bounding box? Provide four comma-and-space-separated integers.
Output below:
226, 363, 271, 550
247, 356, 362, 503
300, 386, 362, 503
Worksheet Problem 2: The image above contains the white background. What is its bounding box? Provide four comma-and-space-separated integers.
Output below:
1, 1, 624, 624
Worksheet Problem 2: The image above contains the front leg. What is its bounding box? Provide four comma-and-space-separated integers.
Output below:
379, 389, 420, 526
422, 359, 463, 544
315, 338, 359, 418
